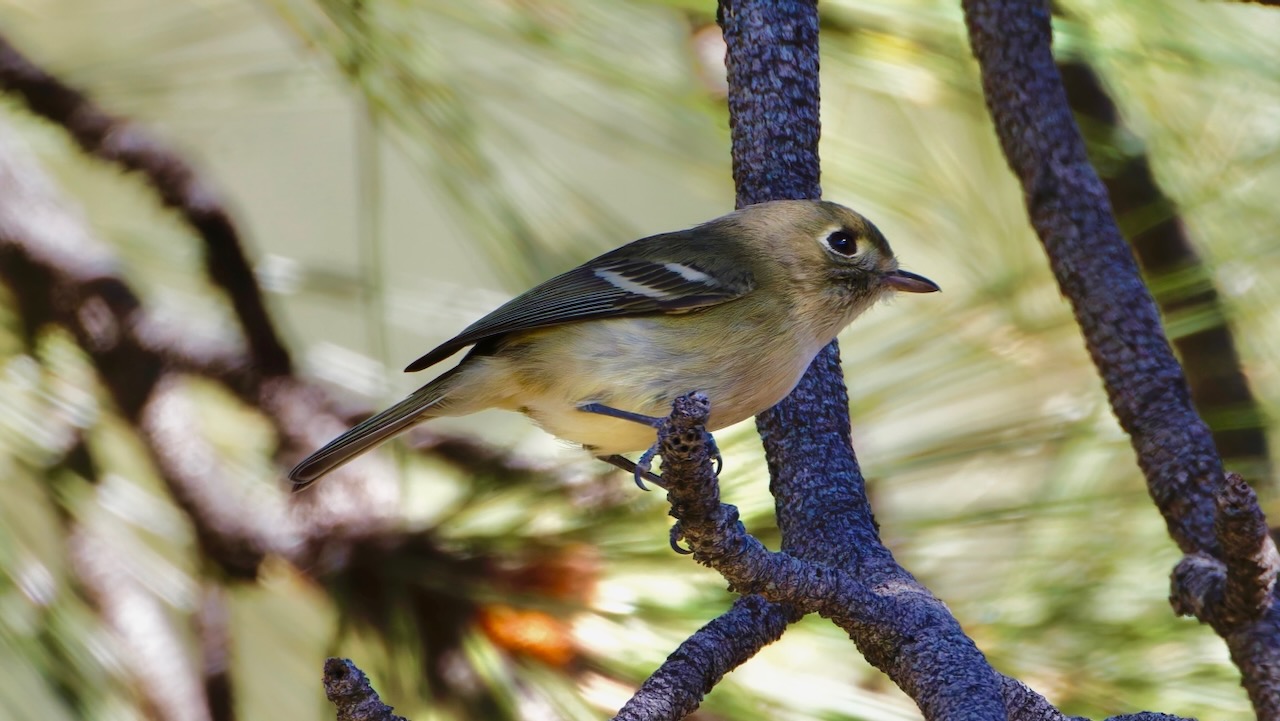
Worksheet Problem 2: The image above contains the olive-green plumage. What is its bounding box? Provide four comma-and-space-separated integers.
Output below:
290, 200, 938, 488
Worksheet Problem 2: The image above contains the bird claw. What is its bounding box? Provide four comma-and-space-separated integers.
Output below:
707, 433, 723, 476
596, 454, 665, 491
634, 443, 659, 490
669, 523, 692, 555
583, 402, 721, 489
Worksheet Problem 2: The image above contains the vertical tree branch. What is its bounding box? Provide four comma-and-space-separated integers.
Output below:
616, 2, 1007, 719
725, 0, 1006, 713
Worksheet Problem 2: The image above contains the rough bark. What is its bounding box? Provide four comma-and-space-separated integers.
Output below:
963, 0, 1280, 715
1058, 58, 1271, 483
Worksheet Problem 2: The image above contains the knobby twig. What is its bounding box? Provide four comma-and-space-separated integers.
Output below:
962, 0, 1280, 715
323, 659, 408, 721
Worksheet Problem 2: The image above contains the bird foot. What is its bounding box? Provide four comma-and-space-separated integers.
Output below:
583, 402, 722, 490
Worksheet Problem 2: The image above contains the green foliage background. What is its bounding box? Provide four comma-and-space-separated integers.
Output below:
0, 0, 1278, 719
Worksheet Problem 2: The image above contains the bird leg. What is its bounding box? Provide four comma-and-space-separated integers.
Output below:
579, 402, 722, 490
576, 403, 665, 428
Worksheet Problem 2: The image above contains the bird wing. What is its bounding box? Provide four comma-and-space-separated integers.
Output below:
404, 229, 757, 372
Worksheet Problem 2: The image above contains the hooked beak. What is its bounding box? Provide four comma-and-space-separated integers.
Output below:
884, 269, 940, 294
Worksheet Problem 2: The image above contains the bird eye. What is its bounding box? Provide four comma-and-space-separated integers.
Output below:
825, 230, 858, 257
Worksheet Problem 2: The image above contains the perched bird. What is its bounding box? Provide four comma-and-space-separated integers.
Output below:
290, 200, 938, 489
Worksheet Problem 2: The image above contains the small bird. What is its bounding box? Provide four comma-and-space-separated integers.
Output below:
290, 200, 938, 489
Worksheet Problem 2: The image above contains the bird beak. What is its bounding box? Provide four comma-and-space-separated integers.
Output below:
884, 269, 940, 294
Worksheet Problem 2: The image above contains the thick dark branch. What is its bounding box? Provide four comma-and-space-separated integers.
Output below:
613, 2, 831, 713
613, 1, 1035, 718
0, 33, 291, 376
962, 0, 1221, 556
962, 1, 1280, 715
719, 0, 823, 207
1058, 58, 1271, 482
659, 394, 1187, 721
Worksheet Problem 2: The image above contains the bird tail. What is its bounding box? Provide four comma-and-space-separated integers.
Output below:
289, 369, 458, 490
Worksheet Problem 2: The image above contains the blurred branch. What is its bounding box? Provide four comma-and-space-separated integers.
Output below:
0, 34, 587, 556
0, 40, 619, 716
1057, 57, 1272, 483
0, 106, 583, 563
65, 491, 215, 721
0, 121, 288, 578
962, 0, 1280, 716
0, 33, 291, 376
197, 582, 236, 721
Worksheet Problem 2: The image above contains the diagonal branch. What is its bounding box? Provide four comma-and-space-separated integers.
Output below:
611, 595, 798, 721
962, 0, 1280, 716
1057, 56, 1271, 482
962, 0, 1223, 556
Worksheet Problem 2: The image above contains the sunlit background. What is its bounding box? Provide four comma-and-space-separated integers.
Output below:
1, 0, 1278, 719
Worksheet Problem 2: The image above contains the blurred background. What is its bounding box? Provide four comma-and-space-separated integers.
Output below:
0, 0, 1278, 719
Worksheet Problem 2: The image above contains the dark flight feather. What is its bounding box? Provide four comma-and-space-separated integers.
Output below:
405, 225, 757, 372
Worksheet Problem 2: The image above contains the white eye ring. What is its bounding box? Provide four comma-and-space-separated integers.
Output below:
823, 229, 859, 257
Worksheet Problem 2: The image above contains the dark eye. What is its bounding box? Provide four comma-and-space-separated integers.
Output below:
826, 230, 858, 256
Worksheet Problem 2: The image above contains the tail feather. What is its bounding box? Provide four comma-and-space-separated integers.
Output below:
289, 373, 454, 489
